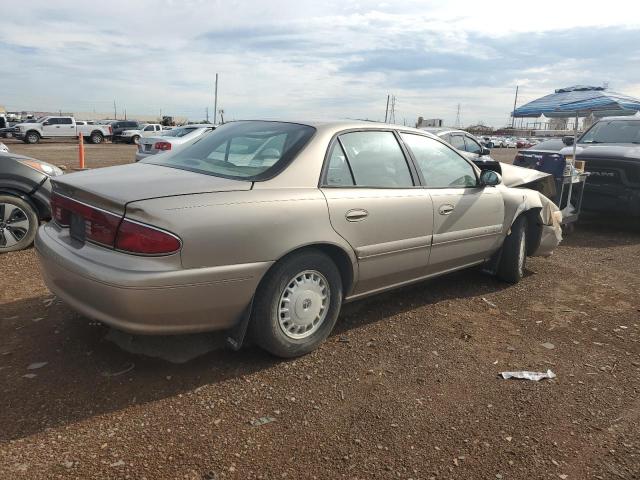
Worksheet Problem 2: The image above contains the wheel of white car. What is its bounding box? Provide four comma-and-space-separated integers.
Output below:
0, 195, 38, 253
250, 249, 343, 358
131, 135, 140, 145
25, 131, 40, 144
91, 132, 104, 144
497, 215, 527, 284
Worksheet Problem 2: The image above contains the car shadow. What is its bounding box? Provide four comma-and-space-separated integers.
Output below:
0, 268, 511, 442
561, 213, 640, 249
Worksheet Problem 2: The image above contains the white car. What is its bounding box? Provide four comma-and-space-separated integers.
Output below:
117, 124, 164, 145
135, 124, 215, 161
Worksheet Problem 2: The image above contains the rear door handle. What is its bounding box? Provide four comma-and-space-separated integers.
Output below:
345, 209, 369, 222
438, 204, 455, 215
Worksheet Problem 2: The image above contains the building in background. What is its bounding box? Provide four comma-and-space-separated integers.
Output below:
416, 117, 443, 128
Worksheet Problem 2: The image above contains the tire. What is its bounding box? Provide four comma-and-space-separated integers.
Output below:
250, 250, 343, 358
131, 135, 140, 145
90, 131, 104, 144
0, 195, 39, 253
497, 215, 527, 283
25, 131, 40, 144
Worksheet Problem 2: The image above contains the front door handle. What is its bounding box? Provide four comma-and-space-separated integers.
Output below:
345, 209, 369, 222
438, 204, 455, 215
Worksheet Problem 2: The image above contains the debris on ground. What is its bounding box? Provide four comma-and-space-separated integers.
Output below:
542, 342, 556, 350
482, 297, 497, 308
500, 370, 556, 381
250, 416, 276, 427
27, 362, 47, 370
101, 363, 135, 377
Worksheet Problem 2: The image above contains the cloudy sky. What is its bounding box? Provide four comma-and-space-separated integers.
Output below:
2, 0, 640, 126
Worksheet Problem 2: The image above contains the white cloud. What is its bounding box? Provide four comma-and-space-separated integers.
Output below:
1, 0, 639, 126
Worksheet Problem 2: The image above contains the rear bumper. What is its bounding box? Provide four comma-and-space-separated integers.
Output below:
135, 151, 154, 161
583, 184, 640, 216
35, 223, 272, 334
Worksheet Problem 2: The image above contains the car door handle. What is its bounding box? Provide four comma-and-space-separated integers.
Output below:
438, 204, 455, 215
345, 209, 369, 222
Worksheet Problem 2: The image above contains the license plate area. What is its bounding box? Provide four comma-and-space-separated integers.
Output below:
70, 213, 86, 243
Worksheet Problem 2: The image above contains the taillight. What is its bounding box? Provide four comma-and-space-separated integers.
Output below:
154, 141, 171, 151
514, 153, 524, 162
115, 219, 181, 255
51, 193, 120, 246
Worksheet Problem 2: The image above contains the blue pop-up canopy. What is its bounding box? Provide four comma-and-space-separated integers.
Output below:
512, 86, 640, 118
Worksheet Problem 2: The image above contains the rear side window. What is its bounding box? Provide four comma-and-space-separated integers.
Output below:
59, 118, 73, 125
401, 133, 477, 188
325, 142, 354, 186
449, 134, 465, 150
145, 121, 315, 181
336, 131, 414, 188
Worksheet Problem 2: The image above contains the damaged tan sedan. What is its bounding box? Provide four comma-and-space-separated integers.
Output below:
36, 121, 562, 357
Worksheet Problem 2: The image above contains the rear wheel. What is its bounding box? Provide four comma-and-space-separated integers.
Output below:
0, 195, 38, 253
250, 250, 343, 358
497, 215, 527, 283
90, 131, 104, 144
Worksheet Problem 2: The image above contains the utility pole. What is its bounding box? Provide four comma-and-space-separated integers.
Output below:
388, 95, 396, 124
511, 85, 519, 128
124, 109, 127, 120
219, 109, 225, 124
213, 73, 219, 125
384, 94, 390, 123
454, 103, 462, 128
206, 107, 209, 122
113, 100, 117, 120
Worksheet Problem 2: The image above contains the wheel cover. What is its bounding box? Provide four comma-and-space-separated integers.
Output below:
0, 203, 30, 248
278, 270, 330, 339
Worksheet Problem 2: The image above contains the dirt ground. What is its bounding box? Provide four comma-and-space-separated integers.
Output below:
1, 139, 639, 480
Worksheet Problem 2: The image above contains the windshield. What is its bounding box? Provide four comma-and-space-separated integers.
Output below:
162, 126, 202, 138
145, 121, 315, 180
580, 120, 640, 144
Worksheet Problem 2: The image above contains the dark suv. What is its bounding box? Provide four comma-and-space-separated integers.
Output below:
110, 120, 140, 142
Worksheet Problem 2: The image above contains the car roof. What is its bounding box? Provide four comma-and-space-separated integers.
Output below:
419, 127, 468, 136
599, 115, 640, 121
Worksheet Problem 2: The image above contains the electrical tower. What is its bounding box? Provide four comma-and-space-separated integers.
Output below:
454, 104, 462, 128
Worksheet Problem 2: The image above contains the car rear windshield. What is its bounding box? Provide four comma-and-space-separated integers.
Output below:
162, 126, 202, 137
145, 121, 316, 181
580, 120, 640, 144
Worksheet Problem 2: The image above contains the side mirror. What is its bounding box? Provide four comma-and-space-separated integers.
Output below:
43, 121, 51, 126
480, 169, 501, 187
481, 146, 491, 156
562, 136, 574, 146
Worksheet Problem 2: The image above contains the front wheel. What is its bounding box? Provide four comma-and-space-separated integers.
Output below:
0, 195, 39, 253
497, 215, 527, 283
131, 135, 140, 145
25, 131, 40, 144
250, 250, 343, 358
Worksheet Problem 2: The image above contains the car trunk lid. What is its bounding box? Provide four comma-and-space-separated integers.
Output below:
52, 162, 252, 215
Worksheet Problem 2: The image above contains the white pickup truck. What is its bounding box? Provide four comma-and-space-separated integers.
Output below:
13, 116, 112, 144
115, 123, 165, 144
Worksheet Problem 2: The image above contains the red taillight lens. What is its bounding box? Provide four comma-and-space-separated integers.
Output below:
115, 219, 181, 255
154, 141, 171, 151
51, 193, 121, 246
51, 193, 72, 226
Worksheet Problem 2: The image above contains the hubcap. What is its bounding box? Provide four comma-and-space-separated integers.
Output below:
0, 203, 30, 248
278, 270, 330, 339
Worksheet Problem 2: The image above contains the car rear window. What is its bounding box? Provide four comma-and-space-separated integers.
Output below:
145, 121, 315, 181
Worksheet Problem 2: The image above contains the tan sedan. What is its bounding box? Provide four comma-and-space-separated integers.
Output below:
36, 121, 561, 357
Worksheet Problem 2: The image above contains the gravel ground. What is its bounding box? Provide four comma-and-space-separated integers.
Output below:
1, 140, 639, 480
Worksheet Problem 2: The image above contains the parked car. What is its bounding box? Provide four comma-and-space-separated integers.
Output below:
135, 124, 215, 161
116, 123, 164, 145
420, 127, 500, 171
109, 120, 141, 142
13, 116, 112, 144
518, 116, 640, 216
36, 120, 562, 357
1, 151, 63, 252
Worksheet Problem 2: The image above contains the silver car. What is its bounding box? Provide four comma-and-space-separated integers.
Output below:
36, 121, 561, 357
135, 124, 215, 161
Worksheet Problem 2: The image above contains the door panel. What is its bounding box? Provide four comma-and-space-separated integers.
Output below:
322, 188, 434, 295
428, 187, 504, 273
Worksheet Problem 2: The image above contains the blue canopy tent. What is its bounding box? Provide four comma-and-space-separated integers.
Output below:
512, 85, 640, 119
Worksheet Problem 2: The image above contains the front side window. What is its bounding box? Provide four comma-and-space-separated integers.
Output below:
45, 118, 59, 125
464, 136, 482, 154
338, 131, 413, 187
401, 133, 477, 188
143, 125, 154, 131
145, 121, 315, 180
